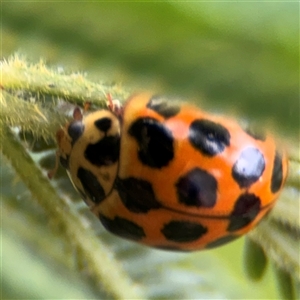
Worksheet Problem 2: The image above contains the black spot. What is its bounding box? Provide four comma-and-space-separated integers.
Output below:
99, 214, 146, 241
154, 245, 192, 252
146, 95, 181, 118
244, 125, 266, 141
232, 147, 265, 188
68, 121, 84, 145
205, 235, 239, 249
85, 135, 120, 166
94, 117, 112, 132
59, 155, 69, 169
189, 119, 231, 156
271, 151, 284, 193
77, 167, 106, 204
227, 193, 261, 232
175, 168, 217, 208
128, 117, 174, 168
115, 177, 161, 213
161, 220, 208, 243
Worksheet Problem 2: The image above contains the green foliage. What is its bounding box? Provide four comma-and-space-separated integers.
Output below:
243, 238, 268, 281
1, 2, 299, 299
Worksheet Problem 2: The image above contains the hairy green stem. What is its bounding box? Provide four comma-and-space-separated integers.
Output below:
1, 125, 145, 300
1, 55, 129, 106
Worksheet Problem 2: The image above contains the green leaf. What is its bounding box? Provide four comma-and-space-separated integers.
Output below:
243, 238, 268, 281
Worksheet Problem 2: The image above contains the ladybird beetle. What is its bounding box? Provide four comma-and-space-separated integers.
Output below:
55, 93, 288, 251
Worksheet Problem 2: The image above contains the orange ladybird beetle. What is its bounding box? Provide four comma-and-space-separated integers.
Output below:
54, 93, 288, 251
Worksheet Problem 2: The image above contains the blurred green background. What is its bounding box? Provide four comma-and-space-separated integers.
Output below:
3, 1, 299, 136
2, 1, 299, 299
